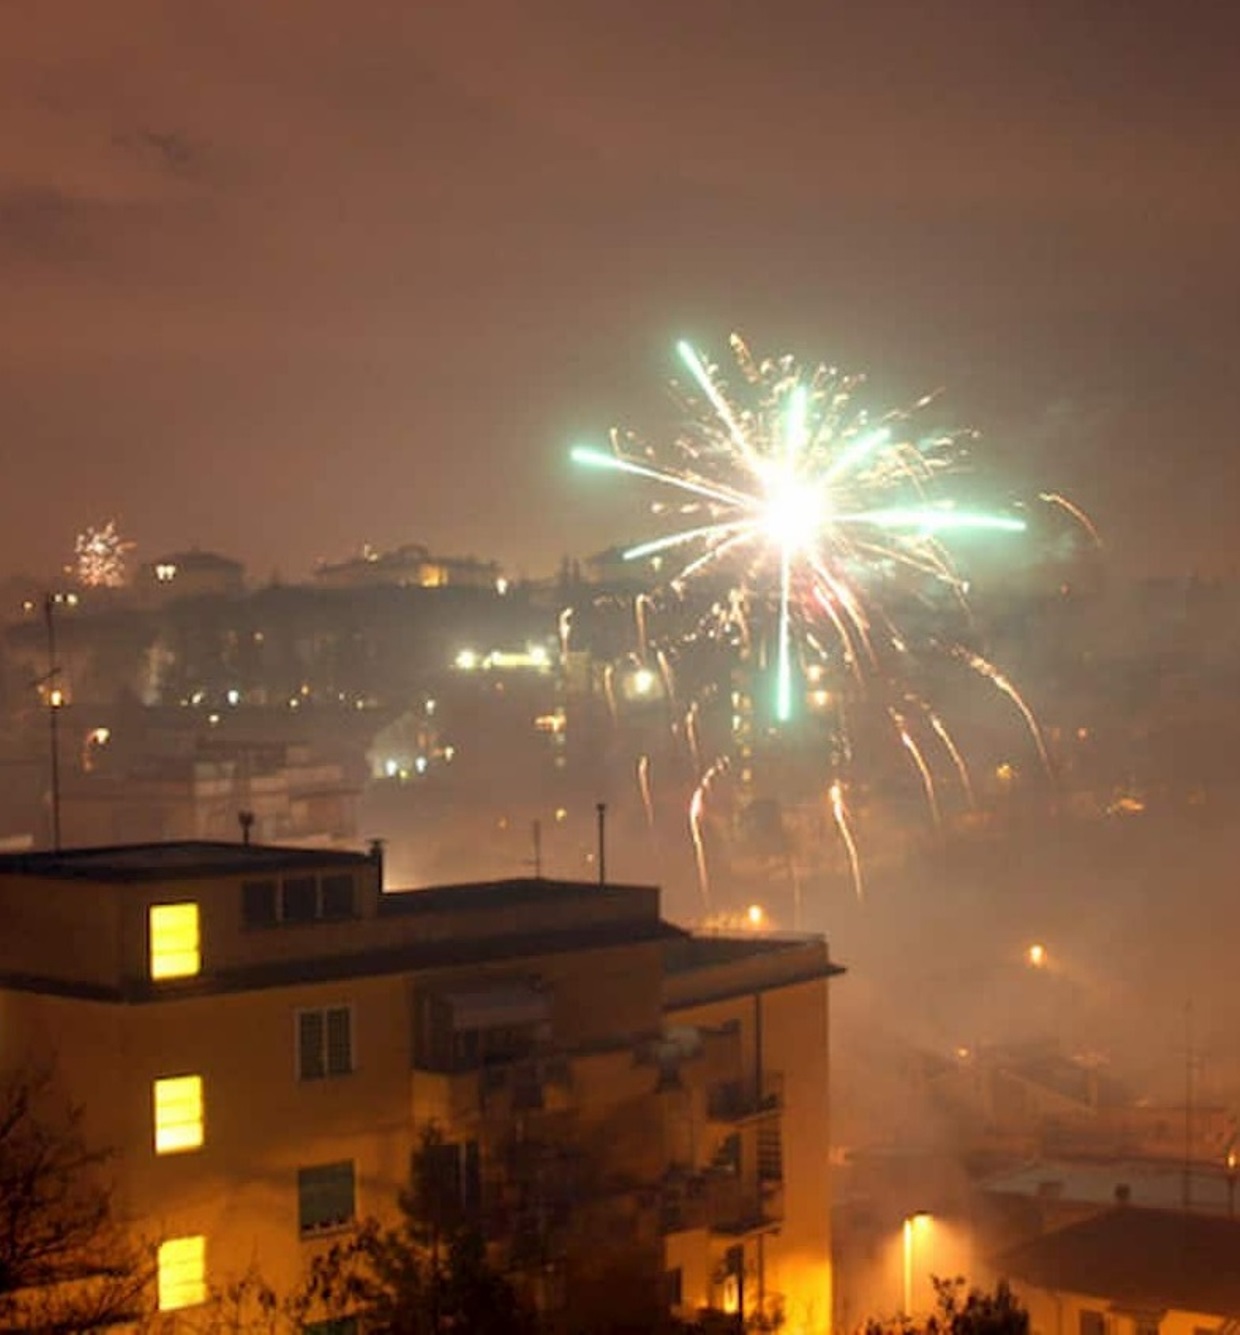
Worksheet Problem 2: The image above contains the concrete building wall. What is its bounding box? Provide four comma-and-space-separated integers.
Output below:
666, 956, 834, 1335
0, 848, 838, 1330
1017, 1285, 1222, 1335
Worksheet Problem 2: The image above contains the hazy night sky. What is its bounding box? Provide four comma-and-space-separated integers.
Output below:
2, 2, 1238, 582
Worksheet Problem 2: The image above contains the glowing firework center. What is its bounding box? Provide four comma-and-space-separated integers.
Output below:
570, 335, 1076, 909
572, 337, 1028, 725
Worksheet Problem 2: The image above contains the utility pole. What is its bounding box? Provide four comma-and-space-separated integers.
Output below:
596, 802, 606, 888
530, 819, 542, 879
1183, 999, 1195, 1211
43, 593, 63, 852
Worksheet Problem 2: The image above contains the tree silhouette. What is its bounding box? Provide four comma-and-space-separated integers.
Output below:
0, 1066, 150, 1332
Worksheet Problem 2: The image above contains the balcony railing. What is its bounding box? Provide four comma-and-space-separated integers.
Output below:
414, 1053, 578, 1127
660, 1168, 783, 1238
706, 1072, 784, 1123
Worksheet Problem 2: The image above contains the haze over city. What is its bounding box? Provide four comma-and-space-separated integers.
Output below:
3, 2, 1239, 580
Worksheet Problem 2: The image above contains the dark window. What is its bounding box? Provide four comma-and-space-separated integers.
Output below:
716, 1132, 741, 1175
418, 1139, 481, 1226
298, 1011, 325, 1080
1079, 1312, 1105, 1335
298, 1161, 355, 1234
326, 1007, 353, 1075
664, 1268, 684, 1310
298, 1006, 353, 1080
281, 876, 317, 923
241, 879, 277, 928
320, 874, 354, 920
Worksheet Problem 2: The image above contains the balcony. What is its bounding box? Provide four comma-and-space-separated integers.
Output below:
660, 1168, 782, 1239
412, 1052, 578, 1129
706, 1072, 784, 1124
411, 1066, 482, 1126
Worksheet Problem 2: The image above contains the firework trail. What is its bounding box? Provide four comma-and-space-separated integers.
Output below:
637, 754, 655, 829
689, 757, 729, 911
684, 701, 702, 772
573, 334, 1072, 897
956, 648, 1052, 776
829, 779, 864, 901
889, 708, 942, 829
635, 594, 652, 661
924, 704, 977, 808
573, 335, 1026, 726
1040, 492, 1103, 549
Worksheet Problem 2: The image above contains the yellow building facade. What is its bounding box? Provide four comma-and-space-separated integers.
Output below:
0, 841, 840, 1331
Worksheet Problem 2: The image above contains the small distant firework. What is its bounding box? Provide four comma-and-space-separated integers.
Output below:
74, 521, 135, 588
572, 335, 1086, 903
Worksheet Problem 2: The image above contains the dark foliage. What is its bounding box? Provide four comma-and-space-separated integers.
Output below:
0, 1066, 149, 1332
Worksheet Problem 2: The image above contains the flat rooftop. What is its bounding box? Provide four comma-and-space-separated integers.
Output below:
0, 841, 375, 883
380, 877, 659, 917
664, 933, 843, 974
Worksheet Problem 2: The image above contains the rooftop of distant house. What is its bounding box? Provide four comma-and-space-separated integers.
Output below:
995, 1205, 1240, 1314
143, 549, 243, 571
0, 840, 374, 883
380, 875, 659, 917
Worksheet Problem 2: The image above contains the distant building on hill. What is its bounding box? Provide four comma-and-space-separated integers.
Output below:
136, 550, 246, 605
315, 543, 501, 591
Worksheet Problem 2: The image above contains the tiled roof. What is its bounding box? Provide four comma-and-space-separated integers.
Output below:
996, 1206, 1240, 1315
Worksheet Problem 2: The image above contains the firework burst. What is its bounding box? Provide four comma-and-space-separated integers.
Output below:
74, 521, 135, 589
572, 335, 1075, 902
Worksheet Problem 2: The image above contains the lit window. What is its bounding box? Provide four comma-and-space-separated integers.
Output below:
157, 1235, 205, 1311
149, 903, 200, 980
297, 1006, 353, 1080
154, 1075, 204, 1155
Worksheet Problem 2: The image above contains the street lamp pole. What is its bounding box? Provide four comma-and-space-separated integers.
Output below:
43, 593, 63, 852
902, 1213, 930, 1318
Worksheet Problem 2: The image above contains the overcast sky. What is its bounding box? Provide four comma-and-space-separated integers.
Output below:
3, 2, 1238, 582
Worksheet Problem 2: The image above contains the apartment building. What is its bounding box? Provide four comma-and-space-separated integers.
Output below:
0, 841, 840, 1332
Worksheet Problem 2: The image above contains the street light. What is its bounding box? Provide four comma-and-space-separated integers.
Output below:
902, 1212, 931, 1317
1027, 942, 1047, 969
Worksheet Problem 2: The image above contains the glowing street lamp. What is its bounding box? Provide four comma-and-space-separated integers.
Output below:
902, 1212, 931, 1317
1027, 942, 1047, 969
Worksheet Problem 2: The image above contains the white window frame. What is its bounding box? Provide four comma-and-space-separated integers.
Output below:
295, 1004, 355, 1081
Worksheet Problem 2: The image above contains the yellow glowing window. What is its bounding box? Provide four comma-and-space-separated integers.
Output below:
157, 1235, 205, 1311
149, 902, 200, 980
154, 1075, 204, 1155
